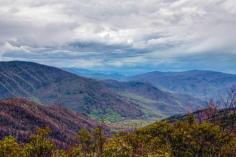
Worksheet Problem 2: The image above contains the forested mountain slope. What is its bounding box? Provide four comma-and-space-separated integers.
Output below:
0, 61, 143, 120
0, 98, 98, 147
0, 61, 205, 121
129, 70, 236, 99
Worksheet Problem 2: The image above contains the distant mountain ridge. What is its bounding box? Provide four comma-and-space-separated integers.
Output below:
0, 61, 206, 121
129, 70, 236, 99
0, 61, 143, 120
63, 68, 126, 80
103, 80, 204, 118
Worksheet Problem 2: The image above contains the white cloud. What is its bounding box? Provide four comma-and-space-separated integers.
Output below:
0, 0, 235, 70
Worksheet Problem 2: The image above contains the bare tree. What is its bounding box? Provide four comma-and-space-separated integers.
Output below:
196, 99, 218, 124
225, 86, 236, 108
221, 86, 236, 131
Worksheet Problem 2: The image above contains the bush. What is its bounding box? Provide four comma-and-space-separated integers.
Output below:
0, 136, 24, 157
24, 128, 55, 157
0, 117, 235, 157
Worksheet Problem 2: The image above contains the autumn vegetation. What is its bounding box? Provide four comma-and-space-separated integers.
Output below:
0, 84, 236, 156
1, 107, 236, 157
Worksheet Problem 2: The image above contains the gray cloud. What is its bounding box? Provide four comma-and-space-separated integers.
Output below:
0, 0, 236, 72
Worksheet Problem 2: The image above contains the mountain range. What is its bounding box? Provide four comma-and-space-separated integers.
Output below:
128, 70, 236, 99
0, 61, 144, 121
65, 68, 236, 100
0, 61, 204, 122
103, 80, 204, 118
64, 68, 126, 80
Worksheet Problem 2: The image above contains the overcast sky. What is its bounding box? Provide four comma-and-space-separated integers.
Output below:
0, 0, 236, 73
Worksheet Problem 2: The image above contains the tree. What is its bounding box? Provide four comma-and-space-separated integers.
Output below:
52, 149, 67, 157
93, 126, 106, 157
66, 146, 83, 157
77, 128, 93, 157
104, 135, 132, 157
222, 86, 236, 131
170, 119, 236, 157
24, 128, 55, 157
0, 136, 24, 157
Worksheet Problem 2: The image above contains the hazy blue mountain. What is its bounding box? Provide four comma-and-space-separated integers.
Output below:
129, 70, 236, 99
63, 68, 126, 80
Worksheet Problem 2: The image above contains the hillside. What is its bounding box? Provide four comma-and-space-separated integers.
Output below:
0, 98, 98, 147
103, 105, 236, 156
103, 80, 204, 118
0, 61, 144, 121
169, 106, 236, 132
0, 61, 205, 122
0, 99, 235, 156
129, 70, 236, 99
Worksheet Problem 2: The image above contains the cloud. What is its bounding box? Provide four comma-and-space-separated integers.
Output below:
0, 0, 236, 72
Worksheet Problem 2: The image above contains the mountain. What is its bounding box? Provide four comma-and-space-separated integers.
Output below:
103, 80, 205, 118
0, 61, 205, 121
0, 98, 98, 147
129, 70, 236, 99
63, 68, 126, 80
0, 61, 143, 121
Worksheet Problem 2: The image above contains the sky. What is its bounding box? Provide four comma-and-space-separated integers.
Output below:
0, 0, 236, 74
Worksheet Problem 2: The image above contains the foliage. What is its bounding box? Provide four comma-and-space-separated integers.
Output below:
24, 128, 55, 157
65, 146, 83, 157
0, 136, 24, 157
105, 117, 236, 157
0, 117, 236, 157
77, 128, 93, 156
104, 136, 132, 157
93, 126, 106, 157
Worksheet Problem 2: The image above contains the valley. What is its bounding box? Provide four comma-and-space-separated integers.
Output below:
0, 61, 206, 123
0, 61, 236, 156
